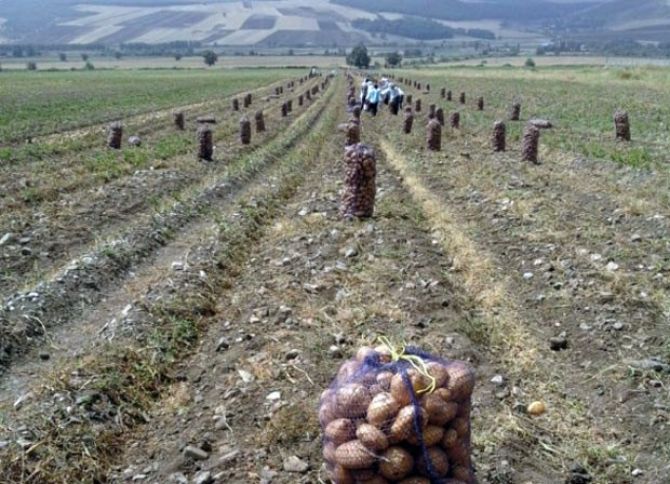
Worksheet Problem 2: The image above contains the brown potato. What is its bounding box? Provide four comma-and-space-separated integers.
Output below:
319, 400, 338, 427
398, 478, 430, 484
441, 429, 458, 449
451, 465, 473, 482
350, 468, 377, 481
451, 417, 469, 438
356, 423, 389, 451
376, 371, 393, 391
367, 392, 400, 428
379, 447, 414, 481
390, 371, 429, 407
325, 418, 356, 446
337, 360, 362, 383
373, 345, 393, 363
434, 387, 454, 402
446, 442, 470, 466
417, 447, 449, 477
335, 440, 377, 469
329, 464, 354, 484
389, 405, 428, 444
406, 425, 445, 446
357, 475, 389, 484
323, 442, 337, 463
446, 361, 475, 402
337, 383, 372, 418
426, 361, 450, 388
422, 393, 458, 426
356, 346, 376, 361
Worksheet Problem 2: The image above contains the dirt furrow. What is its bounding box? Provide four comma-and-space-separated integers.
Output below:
97, 95, 498, 484
0, 78, 324, 299
0, 78, 333, 377
376, 75, 669, 482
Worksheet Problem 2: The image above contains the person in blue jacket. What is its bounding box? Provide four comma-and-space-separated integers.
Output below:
366, 83, 381, 116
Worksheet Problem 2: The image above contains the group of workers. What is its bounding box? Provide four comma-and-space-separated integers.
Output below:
359, 77, 405, 117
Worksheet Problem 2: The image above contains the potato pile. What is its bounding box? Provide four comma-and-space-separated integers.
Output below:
320, 346, 476, 484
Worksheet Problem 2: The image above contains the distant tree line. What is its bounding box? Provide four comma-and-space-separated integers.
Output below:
352, 16, 495, 41
537, 39, 670, 58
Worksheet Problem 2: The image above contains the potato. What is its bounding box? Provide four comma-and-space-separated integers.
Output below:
367, 392, 400, 428
319, 400, 338, 426
354, 470, 388, 484
426, 361, 450, 388
335, 440, 377, 469
452, 465, 473, 482
446, 442, 470, 466
389, 405, 428, 444
357, 475, 389, 484
379, 447, 414, 481
446, 361, 475, 402
323, 441, 337, 463
422, 394, 458, 426
325, 418, 356, 446
329, 464, 354, 484
337, 383, 372, 418
337, 360, 362, 383
356, 346, 376, 362
451, 417, 469, 438
356, 423, 389, 451
441, 429, 458, 449
398, 478, 430, 484
406, 425, 444, 447
417, 447, 450, 477
368, 384, 384, 397
350, 468, 377, 481
376, 371, 394, 391
390, 370, 430, 406
373, 345, 393, 363
434, 387, 454, 402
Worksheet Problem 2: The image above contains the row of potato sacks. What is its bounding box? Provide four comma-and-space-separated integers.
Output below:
320, 345, 476, 483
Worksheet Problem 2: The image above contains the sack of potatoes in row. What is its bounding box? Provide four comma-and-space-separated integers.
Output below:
320, 345, 476, 483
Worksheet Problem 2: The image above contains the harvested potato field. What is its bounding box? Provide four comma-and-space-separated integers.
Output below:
0, 65, 668, 484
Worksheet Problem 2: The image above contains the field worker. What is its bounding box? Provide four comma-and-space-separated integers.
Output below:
390, 83, 404, 112
366, 83, 381, 117
360, 78, 370, 106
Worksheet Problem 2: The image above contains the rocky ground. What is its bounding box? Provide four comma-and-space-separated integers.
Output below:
0, 72, 668, 484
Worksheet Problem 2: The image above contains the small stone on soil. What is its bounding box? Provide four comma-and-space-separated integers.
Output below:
329, 345, 343, 358
490, 375, 505, 386
0, 233, 13, 246
283, 455, 309, 473
215, 337, 230, 352
631, 469, 644, 477
285, 349, 300, 360
266, 391, 281, 401
193, 471, 213, 484
549, 335, 568, 351
183, 445, 209, 460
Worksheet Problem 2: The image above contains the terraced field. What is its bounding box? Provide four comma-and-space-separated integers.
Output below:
0, 65, 668, 484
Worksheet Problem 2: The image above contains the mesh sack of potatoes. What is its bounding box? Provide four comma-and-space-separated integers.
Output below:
320, 341, 476, 484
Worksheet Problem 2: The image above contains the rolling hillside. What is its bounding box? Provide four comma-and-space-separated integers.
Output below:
0, 0, 668, 46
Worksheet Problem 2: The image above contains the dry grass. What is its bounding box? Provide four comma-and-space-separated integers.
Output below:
379, 138, 632, 482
